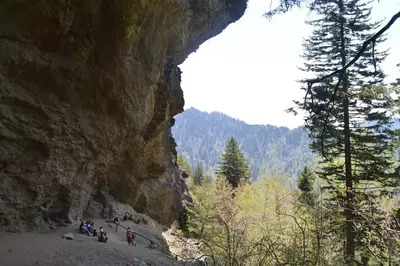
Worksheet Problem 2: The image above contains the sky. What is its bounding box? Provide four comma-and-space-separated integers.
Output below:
179, 0, 400, 129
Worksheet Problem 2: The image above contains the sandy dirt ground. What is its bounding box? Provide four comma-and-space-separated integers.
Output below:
0, 218, 194, 266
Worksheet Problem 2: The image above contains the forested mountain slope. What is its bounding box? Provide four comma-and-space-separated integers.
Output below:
172, 108, 316, 180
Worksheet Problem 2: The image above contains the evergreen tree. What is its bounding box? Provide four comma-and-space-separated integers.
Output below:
297, 166, 315, 193
294, 0, 398, 263
194, 163, 205, 186
217, 137, 251, 188
172, 107, 315, 181
297, 166, 317, 208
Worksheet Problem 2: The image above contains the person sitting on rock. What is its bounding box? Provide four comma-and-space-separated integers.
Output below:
98, 231, 108, 243
88, 222, 94, 234
92, 228, 98, 237
82, 224, 89, 236
85, 225, 90, 236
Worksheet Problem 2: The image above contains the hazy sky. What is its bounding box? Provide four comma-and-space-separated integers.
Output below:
180, 0, 400, 129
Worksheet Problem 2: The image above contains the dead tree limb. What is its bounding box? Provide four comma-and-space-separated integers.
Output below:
303, 10, 400, 159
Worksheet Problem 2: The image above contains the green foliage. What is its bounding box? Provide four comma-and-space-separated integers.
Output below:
188, 177, 249, 264
217, 137, 251, 188
297, 166, 315, 193
203, 174, 213, 185
193, 163, 204, 186
188, 174, 331, 265
172, 107, 315, 180
177, 154, 196, 189
177, 154, 192, 176
392, 64, 400, 86
297, 166, 317, 208
187, 173, 400, 265
293, 0, 400, 262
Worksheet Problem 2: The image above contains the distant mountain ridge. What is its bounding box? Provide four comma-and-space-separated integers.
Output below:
172, 107, 316, 180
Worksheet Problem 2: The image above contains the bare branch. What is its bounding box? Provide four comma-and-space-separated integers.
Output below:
264, 0, 303, 18
303, 10, 400, 158
307, 10, 400, 86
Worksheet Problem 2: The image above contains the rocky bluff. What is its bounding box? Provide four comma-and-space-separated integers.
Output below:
0, 0, 246, 231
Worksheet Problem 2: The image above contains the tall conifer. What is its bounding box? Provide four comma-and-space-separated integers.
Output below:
217, 137, 251, 188
194, 163, 205, 186
295, 0, 398, 262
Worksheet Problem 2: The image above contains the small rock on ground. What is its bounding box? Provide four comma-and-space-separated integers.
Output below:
62, 233, 74, 240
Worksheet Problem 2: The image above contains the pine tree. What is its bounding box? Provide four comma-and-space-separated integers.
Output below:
294, 0, 398, 263
194, 163, 205, 186
297, 166, 317, 208
297, 166, 315, 193
217, 137, 251, 188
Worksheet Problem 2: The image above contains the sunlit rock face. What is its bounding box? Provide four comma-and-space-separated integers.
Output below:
0, 0, 247, 231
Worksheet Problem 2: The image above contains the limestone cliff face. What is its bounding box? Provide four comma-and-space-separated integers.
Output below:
0, 0, 247, 231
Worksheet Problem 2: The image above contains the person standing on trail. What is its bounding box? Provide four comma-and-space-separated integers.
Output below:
126, 227, 133, 246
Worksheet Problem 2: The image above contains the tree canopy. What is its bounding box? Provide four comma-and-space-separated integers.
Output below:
292, 0, 399, 262
193, 163, 205, 186
297, 166, 315, 193
217, 137, 251, 188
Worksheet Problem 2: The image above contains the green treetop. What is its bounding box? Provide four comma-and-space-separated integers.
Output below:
294, 0, 398, 262
297, 166, 315, 193
217, 137, 251, 188
193, 163, 205, 186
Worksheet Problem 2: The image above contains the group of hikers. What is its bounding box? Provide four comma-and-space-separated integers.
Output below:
78, 219, 137, 245
79, 220, 108, 243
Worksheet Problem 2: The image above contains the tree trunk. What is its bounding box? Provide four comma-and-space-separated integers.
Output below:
338, 0, 355, 263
